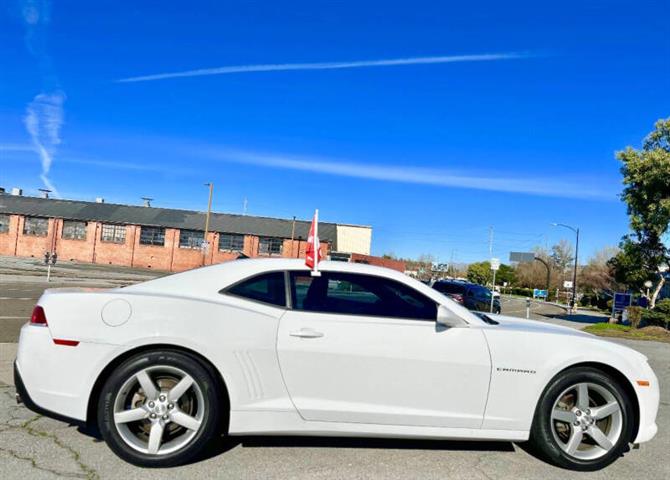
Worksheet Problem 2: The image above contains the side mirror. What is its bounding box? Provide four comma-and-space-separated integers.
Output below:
436, 305, 468, 328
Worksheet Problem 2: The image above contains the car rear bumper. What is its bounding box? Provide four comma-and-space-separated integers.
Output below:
15, 323, 118, 423
14, 361, 85, 426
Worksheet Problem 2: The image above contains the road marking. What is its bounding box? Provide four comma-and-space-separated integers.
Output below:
0, 316, 27, 319
0, 297, 35, 301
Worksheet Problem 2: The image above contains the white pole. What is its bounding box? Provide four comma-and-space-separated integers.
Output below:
490, 269, 497, 313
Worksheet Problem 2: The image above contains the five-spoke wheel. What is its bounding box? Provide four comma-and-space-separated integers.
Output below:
99, 350, 221, 467
530, 367, 635, 471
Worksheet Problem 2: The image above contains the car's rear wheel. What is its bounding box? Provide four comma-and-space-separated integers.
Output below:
98, 350, 221, 467
530, 366, 635, 471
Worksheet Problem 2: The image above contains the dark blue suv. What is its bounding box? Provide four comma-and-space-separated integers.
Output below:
431, 280, 502, 314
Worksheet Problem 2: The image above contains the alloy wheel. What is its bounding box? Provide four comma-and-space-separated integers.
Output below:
113, 365, 205, 455
550, 382, 623, 461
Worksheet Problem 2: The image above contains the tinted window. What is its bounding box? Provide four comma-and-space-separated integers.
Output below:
226, 272, 286, 307
433, 282, 467, 294
472, 286, 491, 299
291, 271, 436, 320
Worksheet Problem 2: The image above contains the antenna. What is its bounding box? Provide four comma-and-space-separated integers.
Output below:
141, 197, 153, 207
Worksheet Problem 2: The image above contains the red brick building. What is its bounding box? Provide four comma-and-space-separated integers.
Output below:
0, 195, 403, 272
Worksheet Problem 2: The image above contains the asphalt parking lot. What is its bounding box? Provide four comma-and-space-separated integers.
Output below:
0, 257, 668, 479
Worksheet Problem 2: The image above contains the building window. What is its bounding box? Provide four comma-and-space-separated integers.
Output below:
139, 226, 165, 246
0, 214, 9, 233
62, 220, 87, 240
179, 229, 204, 249
258, 237, 283, 256
219, 233, 244, 252
23, 217, 48, 236
101, 224, 126, 244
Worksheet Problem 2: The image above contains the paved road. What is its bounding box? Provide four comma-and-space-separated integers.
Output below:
0, 257, 160, 343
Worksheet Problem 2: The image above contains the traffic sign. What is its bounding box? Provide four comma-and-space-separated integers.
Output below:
490, 258, 501, 271
533, 289, 548, 299
613, 293, 632, 314
563, 280, 573, 289
509, 252, 535, 263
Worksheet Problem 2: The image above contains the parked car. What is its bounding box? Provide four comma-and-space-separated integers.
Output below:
15, 259, 658, 470
431, 280, 501, 314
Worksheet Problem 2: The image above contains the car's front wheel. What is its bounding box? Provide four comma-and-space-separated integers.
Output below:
98, 350, 221, 467
530, 366, 635, 471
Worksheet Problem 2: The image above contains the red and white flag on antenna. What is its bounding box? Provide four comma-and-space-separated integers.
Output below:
305, 209, 322, 274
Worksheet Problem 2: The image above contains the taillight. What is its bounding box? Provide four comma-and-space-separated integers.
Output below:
30, 306, 48, 325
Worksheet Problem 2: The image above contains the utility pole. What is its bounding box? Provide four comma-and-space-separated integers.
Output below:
551, 223, 580, 313
203, 183, 214, 266
290, 216, 296, 257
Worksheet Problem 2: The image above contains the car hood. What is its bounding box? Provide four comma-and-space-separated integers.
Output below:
484, 314, 649, 363
485, 314, 593, 339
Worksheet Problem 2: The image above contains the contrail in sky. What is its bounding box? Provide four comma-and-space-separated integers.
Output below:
117, 52, 532, 83
20, 0, 64, 197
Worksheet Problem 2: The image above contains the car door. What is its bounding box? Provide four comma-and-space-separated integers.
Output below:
276, 271, 491, 429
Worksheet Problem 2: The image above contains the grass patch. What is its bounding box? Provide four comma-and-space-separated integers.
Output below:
583, 323, 670, 343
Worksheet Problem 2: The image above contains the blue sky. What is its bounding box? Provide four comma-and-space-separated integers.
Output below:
1, 0, 669, 263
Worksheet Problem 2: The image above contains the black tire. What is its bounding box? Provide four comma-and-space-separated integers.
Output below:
98, 350, 221, 467
529, 366, 635, 471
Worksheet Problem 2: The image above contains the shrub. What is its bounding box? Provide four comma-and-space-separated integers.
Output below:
580, 295, 591, 307
654, 298, 670, 315
627, 306, 644, 329
639, 299, 670, 329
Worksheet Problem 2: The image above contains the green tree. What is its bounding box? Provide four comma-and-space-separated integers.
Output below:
496, 264, 517, 286
467, 261, 491, 285
466, 261, 515, 287
609, 118, 670, 307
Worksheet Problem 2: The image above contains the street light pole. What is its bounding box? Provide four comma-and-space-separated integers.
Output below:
551, 223, 579, 313
203, 183, 214, 266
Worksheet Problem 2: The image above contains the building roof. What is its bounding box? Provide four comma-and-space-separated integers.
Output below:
0, 195, 341, 243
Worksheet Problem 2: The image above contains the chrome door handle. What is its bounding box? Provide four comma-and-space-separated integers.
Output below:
289, 328, 324, 338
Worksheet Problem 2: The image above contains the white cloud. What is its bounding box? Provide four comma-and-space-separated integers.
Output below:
200, 147, 615, 200
117, 52, 531, 83
24, 91, 65, 197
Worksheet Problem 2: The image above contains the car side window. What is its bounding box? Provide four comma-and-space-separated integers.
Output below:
290, 271, 437, 320
225, 271, 286, 307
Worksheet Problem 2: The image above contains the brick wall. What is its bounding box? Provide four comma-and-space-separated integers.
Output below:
0, 214, 332, 272
350, 253, 406, 272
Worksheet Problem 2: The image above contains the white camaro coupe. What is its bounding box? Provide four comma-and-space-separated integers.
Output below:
15, 259, 658, 470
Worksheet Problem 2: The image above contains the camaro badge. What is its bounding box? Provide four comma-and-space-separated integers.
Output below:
496, 367, 537, 374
